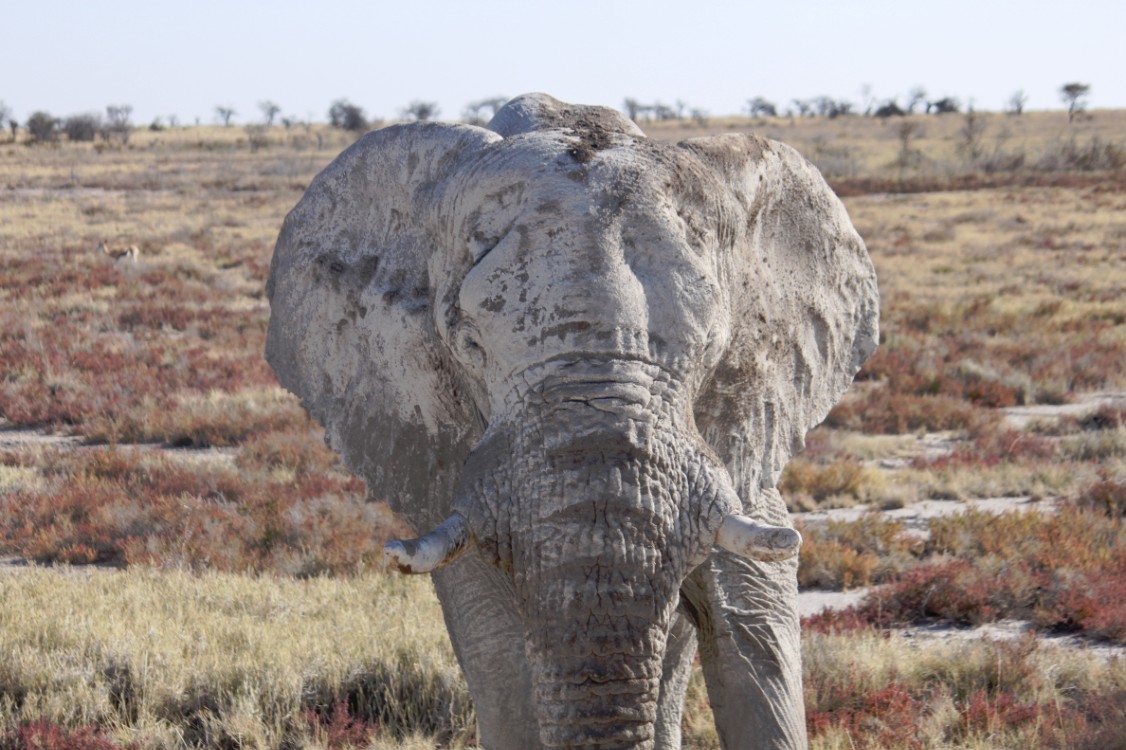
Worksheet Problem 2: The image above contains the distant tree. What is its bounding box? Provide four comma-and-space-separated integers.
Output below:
104, 104, 133, 144
1005, 90, 1028, 116
746, 97, 777, 117
259, 100, 281, 126
956, 106, 987, 162
26, 111, 59, 144
928, 97, 960, 114
401, 100, 440, 122
791, 98, 814, 117
622, 98, 642, 122
813, 97, 853, 118
690, 108, 709, 126
64, 112, 102, 141
906, 87, 928, 114
149, 117, 164, 131
893, 120, 925, 182
1059, 82, 1090, 123
462, 96, 507, 125
215, 106, 237, 127
875, 100, 905, 118
328, 99, 368, 132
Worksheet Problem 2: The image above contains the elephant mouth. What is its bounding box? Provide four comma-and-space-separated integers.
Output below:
499, 355, 681, 435
518, 356, 668, 397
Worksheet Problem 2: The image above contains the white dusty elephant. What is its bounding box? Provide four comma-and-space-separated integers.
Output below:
265, 94, 878, 749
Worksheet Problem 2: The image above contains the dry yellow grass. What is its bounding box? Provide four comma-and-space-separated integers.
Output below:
5, 566, 1121, 749
0, 566, 472, 748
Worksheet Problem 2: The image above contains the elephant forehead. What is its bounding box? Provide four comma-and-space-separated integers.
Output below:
440, 133, 710, 233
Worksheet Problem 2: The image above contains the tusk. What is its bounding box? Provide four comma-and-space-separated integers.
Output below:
715, 514, 802, 562
383, 513, 473, 574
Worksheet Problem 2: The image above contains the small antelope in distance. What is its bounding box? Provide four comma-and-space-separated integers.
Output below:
96, 240, 140, 262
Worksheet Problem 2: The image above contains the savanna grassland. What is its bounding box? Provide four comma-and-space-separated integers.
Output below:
1, 109, 1124, 749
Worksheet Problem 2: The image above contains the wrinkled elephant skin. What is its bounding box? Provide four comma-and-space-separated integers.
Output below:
266, 94, 879, 749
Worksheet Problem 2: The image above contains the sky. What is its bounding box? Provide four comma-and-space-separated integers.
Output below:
4, 0, 1123, 126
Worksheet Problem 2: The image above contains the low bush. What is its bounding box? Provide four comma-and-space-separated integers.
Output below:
801, 499, 1126, 645
781, 459, 879, 508
1037, 136, 1126, 172
798, 515, 918, 590
1075, 474, 1126, 517
912, 428, 1056, 469
63, 113, 102, 143
825, 390, 1000, 435
0, 442, 381, 576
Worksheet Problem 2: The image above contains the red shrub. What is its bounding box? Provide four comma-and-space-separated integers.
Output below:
801, 606, 877, 635
806, 680, 925, 749
0, 720, 121, 750
303, 700, 379, 750
915, 429, 1056, 469
1075, 475, 1126, 518
959, 688, 1043, 734
1035, 551, 1126, 642
0, 442, 379, 575
815, 505, 1126, 642
1046, 688, 1126, 750
825, 390, 1000, 435
860, 560, 1011, 626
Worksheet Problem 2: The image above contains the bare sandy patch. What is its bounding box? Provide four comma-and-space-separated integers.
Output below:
1003, 391, 1126, 429
0, 424, 83, 450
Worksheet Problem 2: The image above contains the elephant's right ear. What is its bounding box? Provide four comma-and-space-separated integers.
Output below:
683, 134, 880, 522
266, 123, 501, 530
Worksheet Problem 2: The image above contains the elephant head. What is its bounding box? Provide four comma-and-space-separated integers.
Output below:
266, 94, 878, 749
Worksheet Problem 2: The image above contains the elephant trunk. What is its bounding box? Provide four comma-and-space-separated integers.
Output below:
382, 365, 801, 748
521, 527, 675, 749
447, 390, 738, 749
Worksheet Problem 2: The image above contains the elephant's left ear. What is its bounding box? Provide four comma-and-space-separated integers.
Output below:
682, 134, 879, 516
265, 123, 502, 532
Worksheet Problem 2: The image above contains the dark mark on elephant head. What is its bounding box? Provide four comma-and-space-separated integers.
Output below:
566, 118, 617, 165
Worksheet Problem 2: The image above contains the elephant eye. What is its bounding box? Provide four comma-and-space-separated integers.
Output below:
468, 231, 505, 267
467, 213, 520, 267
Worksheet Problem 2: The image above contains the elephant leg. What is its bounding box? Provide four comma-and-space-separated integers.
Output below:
653, 608, 698, 750
683, 553, 806, 750
432, 553, 542, 749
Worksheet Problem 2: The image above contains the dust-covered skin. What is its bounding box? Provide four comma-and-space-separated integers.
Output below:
266, 93, 879, 749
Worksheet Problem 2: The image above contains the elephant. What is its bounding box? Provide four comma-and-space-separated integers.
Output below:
265, 93, 879, 750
